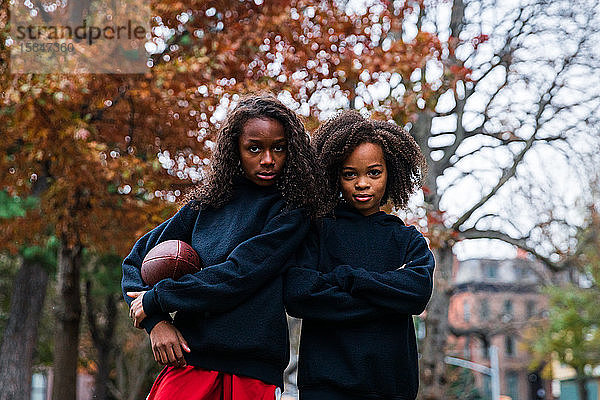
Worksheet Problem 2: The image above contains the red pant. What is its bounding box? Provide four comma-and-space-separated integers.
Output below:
147, 366, 278, 400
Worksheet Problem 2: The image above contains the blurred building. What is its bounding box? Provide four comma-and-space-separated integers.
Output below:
557, 376, 600, 400
447, 256, 552, 400
552, 359, 600, 399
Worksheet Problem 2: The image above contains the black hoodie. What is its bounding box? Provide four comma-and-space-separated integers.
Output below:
122, 178, 309, 388
285, 204, 435, 399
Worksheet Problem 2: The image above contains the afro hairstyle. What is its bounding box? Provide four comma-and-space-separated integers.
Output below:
185, 94, 328, 218
312, 110, 427, 210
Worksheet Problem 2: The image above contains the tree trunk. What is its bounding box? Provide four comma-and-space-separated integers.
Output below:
85, 279, 118, 400
94, 346, 112, 400
576, 374, 589, 400
417, 1, 465, 397
112, 332, 156, 400
52, 243, 82, 400
0, 258, 49, 400
419, 243, 454, 400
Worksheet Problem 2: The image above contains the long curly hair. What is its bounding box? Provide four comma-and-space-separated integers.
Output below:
312, 110, 427, 210
184, 94, 327, 217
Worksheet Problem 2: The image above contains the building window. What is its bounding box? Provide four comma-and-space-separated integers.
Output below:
484, 262, 497, 279
506, 371, 520, 400
480, 298, 490, 321
481, 340, 490, 359
464, 301, 471, 322
503, 300, 513, 316
464, 336, 471, 359
505, 336, 516, 357
526, 300, 536, 319
516, 265, 530, 280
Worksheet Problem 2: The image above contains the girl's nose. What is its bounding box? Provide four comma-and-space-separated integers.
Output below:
355, 176, 370, 189
260, 150, 274, 166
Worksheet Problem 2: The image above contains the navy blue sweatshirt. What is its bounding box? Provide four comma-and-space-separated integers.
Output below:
285, 205, 435, 400
121, 178, 309, 388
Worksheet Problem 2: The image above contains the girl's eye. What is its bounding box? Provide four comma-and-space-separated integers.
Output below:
248, 146, 260, 153
342, 171, 356, 179
369, 169, 382, 177
273, 145, 285, 152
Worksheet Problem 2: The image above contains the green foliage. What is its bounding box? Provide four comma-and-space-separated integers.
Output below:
0, 190, 38, 219
446, 366, 484, 400
20, 236, 58, 274
534, 284, 600, 373
529, 211, 600, 377
82, 251, 124, 298
0, 194, 57, 363
0, 191, 57, 271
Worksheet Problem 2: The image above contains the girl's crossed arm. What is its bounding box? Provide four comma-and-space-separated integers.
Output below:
121, 203, 195, 333
139, 207, 309, 320
328, 226, 435, 315
284, 227, 397, 322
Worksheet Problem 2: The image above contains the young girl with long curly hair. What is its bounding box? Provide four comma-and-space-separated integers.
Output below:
122, 95, 325, 400
285, 110, 435, 400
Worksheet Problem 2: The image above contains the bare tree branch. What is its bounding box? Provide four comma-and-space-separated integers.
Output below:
451, 33, 586, 231
460, 227, 563, 271
451, 132, 537, 230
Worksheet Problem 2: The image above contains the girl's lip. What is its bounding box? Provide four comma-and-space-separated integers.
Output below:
353, 194, 373, 202
256, 172, 277, 180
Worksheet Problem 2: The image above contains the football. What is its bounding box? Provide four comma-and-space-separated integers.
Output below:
141, 240, 202, 286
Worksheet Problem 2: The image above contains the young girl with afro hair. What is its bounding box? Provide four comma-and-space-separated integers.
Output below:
285, 110, 436, 400
122, 95, 327, 400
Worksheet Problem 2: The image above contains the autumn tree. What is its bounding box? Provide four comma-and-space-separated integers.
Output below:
3, 0, 598, 399
0, 74, 189, 400
3, 0, 449, 394
1, 0, 436, 397
1, 3, 189, 396
0, 193, 56, 400
81, 253, 122, 400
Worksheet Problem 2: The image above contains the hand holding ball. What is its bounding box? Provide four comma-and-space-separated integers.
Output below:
141, 240, 202, 286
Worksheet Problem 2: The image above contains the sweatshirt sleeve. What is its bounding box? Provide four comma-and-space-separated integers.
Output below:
330, 226, 435, 315
121, 203, 197, 333
142, 207, 309, 316
284, 228, 395, 322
